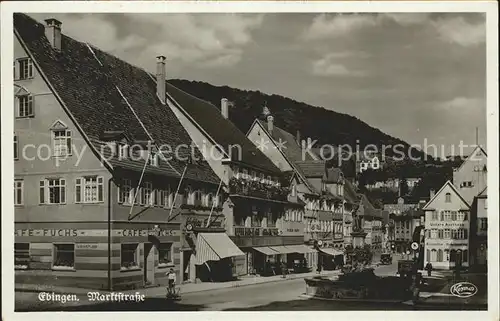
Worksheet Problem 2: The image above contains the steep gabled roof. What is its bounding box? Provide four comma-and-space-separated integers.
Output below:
249, 120, 319, 194
254, 120, 316, 163
455, 145, 488, 172
423, 180, 470, 210
478, 186, 487, 197
295, 161, 326, 178
14, 13, 219, 184
165, 87, 281, 175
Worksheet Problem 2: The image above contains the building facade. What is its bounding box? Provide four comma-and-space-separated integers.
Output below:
452, 146, 487, 206
469, 187, 487, 270
423, 181, 471, 270
246, 116, 345, 270
13, 14, 225, 289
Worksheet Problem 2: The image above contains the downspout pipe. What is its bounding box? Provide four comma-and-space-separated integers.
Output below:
108, 178, 113, 291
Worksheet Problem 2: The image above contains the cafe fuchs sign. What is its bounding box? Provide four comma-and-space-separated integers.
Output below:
185, 216, 225, 231
15, 228, 177, 237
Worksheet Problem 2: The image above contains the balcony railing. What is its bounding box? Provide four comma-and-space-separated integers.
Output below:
229, 178, 288, 201
234, 226, 280, 237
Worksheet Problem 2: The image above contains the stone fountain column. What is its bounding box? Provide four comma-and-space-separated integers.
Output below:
351, 231, 367, 247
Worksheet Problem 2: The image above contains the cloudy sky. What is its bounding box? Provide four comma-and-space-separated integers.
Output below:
28, 12, 487, 157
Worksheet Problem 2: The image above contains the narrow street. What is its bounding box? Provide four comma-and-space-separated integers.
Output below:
16, 263, 405, 311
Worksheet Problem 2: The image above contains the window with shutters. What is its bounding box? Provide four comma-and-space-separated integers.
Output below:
16, 95, 34, 118
40, 178, 66, 204
75, 176, 104, 203
17, 58, 34, 80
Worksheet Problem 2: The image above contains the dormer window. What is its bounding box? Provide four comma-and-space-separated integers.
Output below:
147, 152, 158, 167
118, 144, 129, 160
50, 121, 71, 157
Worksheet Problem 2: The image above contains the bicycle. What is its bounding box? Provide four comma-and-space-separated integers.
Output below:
166, 284, 181, 301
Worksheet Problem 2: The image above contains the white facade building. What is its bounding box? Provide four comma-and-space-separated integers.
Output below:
423, 181, 471, 270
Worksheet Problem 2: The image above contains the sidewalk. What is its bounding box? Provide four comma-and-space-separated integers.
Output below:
15, 270, 341, 298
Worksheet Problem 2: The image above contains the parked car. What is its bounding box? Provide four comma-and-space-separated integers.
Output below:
380, 253, 393, 265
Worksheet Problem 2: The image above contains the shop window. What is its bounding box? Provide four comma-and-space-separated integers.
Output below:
14, 243, 30, 269
75, 176, 104, 203
158, 243, 172, 266
53, 244, 75, 270
121, 243, 139, 270
450, 250, 456, 263
118, 179, 132, 204
437, 249, 443, 262
14, 179, 24, 206
40, 178, 66, 204
430, 249, 437, 262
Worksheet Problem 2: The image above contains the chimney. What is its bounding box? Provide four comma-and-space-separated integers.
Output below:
267, 115, 274, 133
156, 56, 166, 104
221, 98, 229, 119
429, 189, 435, 199
44, 18, 62, 51
296, 130, 301, 145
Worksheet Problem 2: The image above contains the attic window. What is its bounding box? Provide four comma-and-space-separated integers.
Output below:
16, 94, 34, 118
147, 152, 158, 167
50, 121, 71, 157
17, 58, 34, 80
445, 193, 451, 203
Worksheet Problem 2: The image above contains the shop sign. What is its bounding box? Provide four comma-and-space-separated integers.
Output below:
428, 222, 467, 228
76, 244, 98, 249
185, 216, 224, 230
279, 222, 304, 236
425, 240, 468, 247
120, 229, 175, 237
15, 229, 78, 237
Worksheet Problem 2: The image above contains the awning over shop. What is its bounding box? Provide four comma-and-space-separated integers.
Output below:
319, 248, 343, 256
269, 245, 296, 254
253, 247, 279, 256
195, 233, 245, 265
286, 244, 318, 254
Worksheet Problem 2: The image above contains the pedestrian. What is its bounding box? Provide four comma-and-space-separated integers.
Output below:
281, 260, 287, 278
425, 262, 433, 277
166, 268, 177, 297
